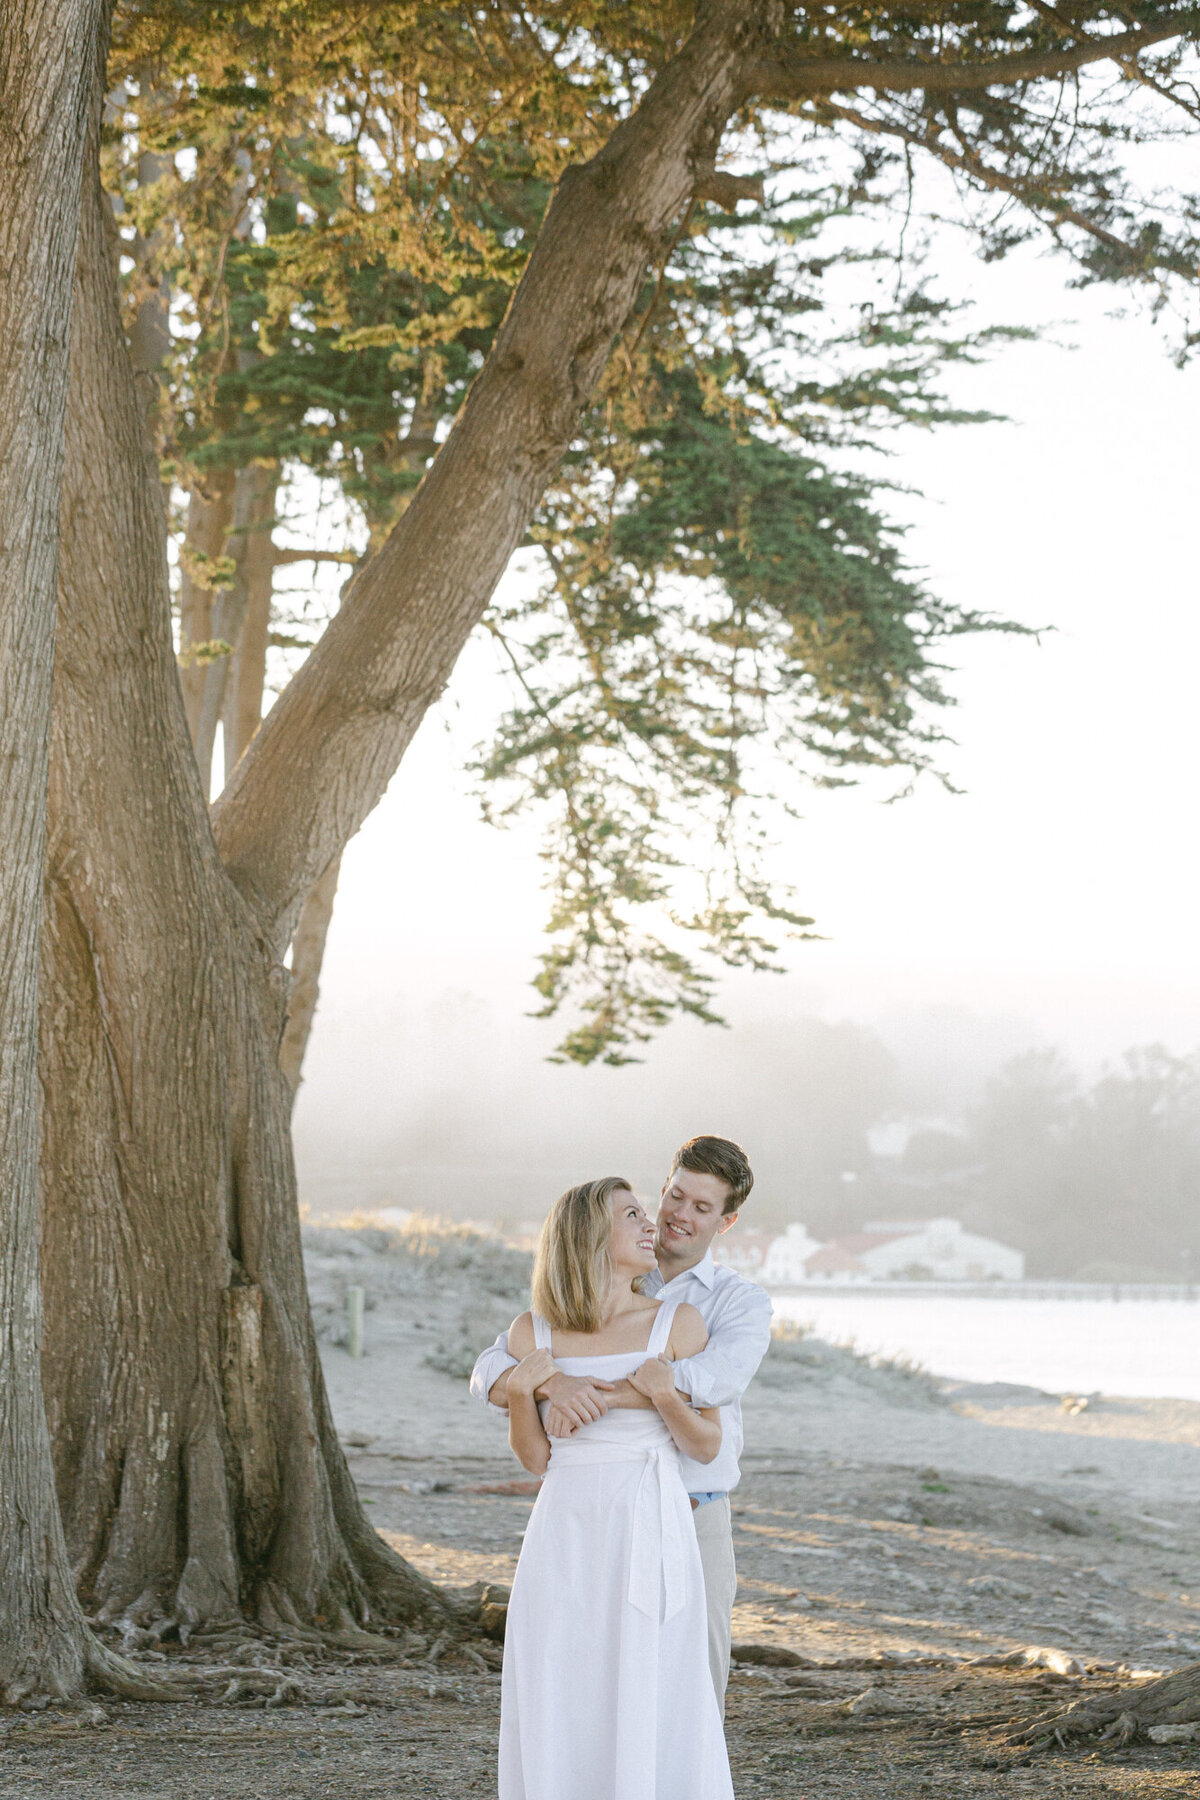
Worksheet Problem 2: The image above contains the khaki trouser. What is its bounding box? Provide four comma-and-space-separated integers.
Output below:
692, 1495, 736, 1717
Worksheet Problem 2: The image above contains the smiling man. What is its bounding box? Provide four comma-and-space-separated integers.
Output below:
469, 1135, 773, 1711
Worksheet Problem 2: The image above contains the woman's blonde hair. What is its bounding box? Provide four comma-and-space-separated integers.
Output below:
531, 1176, 634, 1333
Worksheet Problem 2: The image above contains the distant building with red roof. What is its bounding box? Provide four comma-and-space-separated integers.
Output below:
803, 1217, 1022, 1283
708, 1216, 1022, 1286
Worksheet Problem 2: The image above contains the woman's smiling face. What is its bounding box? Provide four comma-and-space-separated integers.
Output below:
607, 1188, 657, 1276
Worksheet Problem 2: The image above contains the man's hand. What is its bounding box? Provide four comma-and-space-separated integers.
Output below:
537, 1370, 615, 1435
628, 1355, 679, 1406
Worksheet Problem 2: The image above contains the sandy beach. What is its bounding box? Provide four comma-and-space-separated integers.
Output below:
4, 1218, 1199, 1799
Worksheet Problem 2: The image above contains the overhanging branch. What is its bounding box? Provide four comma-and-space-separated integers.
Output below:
744, 15, 1193, 99
812, 94, 1137, 256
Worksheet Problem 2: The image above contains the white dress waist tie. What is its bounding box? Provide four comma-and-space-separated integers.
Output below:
544, 1433, 689, 1622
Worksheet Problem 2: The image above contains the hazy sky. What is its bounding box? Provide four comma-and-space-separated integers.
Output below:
291, 227, 1199, 1211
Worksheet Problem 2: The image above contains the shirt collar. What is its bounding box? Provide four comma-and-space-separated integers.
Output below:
656, 1248, 718, 1293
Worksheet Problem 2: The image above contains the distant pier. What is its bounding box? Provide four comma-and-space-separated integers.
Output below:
765, 1278, 1198, 1302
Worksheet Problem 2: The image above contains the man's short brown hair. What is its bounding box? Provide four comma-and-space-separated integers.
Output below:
671, 1135, 754, 1216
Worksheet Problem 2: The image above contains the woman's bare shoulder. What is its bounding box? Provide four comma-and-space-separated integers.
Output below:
667, 1301, 709, 1357
508, 1311, 536, 1358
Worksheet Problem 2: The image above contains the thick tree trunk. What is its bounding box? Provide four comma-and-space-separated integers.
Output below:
38, 0, 776, 1634
0, 0, 113, 1705
41, 151, 454, 1639
212, 0, 780, 952
279, 855, 342, 1092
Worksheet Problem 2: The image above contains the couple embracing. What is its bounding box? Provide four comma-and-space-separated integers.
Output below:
470, 1135, 773, 1799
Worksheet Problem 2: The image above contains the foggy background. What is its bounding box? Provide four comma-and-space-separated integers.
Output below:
291, 232, 1200, 1282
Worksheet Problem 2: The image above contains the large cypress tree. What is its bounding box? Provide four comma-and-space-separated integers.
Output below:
2, 0, 1195, 1685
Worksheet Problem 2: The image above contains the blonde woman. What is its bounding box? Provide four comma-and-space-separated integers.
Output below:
497, 1176, 733, 1800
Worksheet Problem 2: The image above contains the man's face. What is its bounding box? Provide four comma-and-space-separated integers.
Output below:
655, 1165, 736, 1268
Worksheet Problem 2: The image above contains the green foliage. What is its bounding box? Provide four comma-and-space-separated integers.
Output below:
478, 205, 1025, 1058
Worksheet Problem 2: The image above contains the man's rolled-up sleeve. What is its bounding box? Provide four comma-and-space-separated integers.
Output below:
469, 1331, 517, 1414
671, 1284, 773, 1410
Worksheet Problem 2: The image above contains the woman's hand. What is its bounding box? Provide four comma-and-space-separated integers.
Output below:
508, 1346, 557, 1400
631, 1355, 722, 1464
629, 1354, 677, 1405
507, 1347, 555, 1476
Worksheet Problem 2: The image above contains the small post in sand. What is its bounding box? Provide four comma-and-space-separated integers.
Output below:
346, 1285, 365, 1358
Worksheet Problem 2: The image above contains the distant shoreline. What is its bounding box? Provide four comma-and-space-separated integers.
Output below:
761, 1279, 1199, 1301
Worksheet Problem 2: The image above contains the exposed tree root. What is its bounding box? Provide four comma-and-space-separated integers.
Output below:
176, 1666, 306, 1708
4, 1597, 504, 1725
103, 1598, 478, 1663
72, 1591, 501, 1716
6, 1479, 491, 1719
1004, 1661, 1200, 1751
0, 1633, 187, 1712
84, 1637, 188, 1703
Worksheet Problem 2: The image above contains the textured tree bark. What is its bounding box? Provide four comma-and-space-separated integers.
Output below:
1009, 1663, 1200, 1748
194, 461, 277, 792
278, 855, 342, 1092
177, 476, 235, 744
212, 0, 782, 953
127, 149, 172, 398
225, 465, 279, 770
39, 0, 778, 1631
0, 0, 115, 1704
41, 153, 455, 1638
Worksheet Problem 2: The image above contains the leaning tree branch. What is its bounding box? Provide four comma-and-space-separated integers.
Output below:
743, 14, 1194, 98
210, 0, 782, 951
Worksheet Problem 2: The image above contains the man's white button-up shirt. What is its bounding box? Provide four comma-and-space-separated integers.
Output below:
468, 1251, 773, 1495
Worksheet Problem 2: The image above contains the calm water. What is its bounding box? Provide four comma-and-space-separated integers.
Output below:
769, 1291, 1200, 1400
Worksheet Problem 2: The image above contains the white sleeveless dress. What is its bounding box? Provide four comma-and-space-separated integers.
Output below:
497, 1300, 734, 1800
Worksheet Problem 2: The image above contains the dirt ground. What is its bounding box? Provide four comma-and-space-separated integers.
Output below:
3, 1219, 1198, 1798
